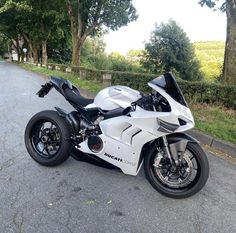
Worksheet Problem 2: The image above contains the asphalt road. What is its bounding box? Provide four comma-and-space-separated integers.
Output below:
0, 62, 235, 233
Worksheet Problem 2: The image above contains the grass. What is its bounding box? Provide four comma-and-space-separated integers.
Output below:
18, 63, 102, 93
193, 41, 224, 82
191, 103, 236, 144
18, 63, 236, 144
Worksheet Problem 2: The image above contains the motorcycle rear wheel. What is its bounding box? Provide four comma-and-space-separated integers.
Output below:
144, 142, 209, 198
25, 110, 72, 166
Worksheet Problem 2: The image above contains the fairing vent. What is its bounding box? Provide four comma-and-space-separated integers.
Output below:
131, 130, 142, 144
178, 118, 187, 126
121, 126, 142, 145
158, 119, 179, 133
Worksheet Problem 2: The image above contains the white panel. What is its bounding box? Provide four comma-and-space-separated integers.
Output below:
121, 127, 141, 145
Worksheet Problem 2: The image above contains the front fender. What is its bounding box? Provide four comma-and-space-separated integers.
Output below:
167, 133, 199, 162
167, 132, 199, 145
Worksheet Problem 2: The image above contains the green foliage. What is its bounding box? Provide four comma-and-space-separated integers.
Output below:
0, 0, 69, 63
0, 32, 9, 55
0, 0, 31, 13
73, 0, 138, 32
108, 51, 145, 73
67, 0, 138, 65
80, 36, 111, 70
79, 37, 145, 72
108, 52, 133, 72
143, 20, 203, 81
178, 80, 236, 109
47, 35, 72, 64
193, 41, 224, 82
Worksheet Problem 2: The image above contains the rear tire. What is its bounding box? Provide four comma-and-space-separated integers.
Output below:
144, 142, 209, 198
25, 110, 72, 166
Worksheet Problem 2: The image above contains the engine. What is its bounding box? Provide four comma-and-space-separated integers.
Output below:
66, 110, 104, 153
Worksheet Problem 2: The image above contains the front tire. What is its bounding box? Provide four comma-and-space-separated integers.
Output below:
144, 142, 209, 198
25, 110, 72, 166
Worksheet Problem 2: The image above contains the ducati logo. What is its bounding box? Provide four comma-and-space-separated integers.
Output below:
104, 153, 122, 162
104, 153, 136, 166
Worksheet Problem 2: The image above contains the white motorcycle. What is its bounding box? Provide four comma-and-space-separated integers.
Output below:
25, 73, 209, 198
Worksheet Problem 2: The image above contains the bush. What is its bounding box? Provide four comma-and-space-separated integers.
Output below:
46, 62, 236, 109
111, 71, 155, 92
178, 81, 236, 109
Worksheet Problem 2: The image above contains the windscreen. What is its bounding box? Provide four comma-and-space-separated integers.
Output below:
150, 73, 188, 107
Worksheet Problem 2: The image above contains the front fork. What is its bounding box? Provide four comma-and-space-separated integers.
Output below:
162, 136, 182, 167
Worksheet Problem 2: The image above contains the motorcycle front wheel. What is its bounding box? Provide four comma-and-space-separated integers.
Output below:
25, 110, 72, 166
144, 142, 209, 198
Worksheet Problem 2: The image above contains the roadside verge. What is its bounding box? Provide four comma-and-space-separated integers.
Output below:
188, 130, 236, 158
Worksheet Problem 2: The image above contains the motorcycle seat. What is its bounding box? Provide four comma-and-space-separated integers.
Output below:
64, 87, 94, 107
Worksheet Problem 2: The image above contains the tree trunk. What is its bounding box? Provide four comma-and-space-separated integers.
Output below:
21, 53, 24, 62
72, 32, 82, 66
223, 0, 236, 85
22, 34, 33, 63
28, 42, 33, 63
14, 38, 22, 63
42, 40, 47, 66
17, 52, 20, 62
67, 0, 99, 67
26, 53, 29, 62
33, 46, 38, 64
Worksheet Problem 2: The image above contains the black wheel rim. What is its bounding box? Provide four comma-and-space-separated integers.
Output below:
30, 120, 62, 159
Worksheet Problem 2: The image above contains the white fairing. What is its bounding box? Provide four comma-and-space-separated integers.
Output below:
79, 77, 195, 176
86, 86, 142, 110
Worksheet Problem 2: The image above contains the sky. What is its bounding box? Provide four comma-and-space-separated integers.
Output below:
104, 0, 226, 55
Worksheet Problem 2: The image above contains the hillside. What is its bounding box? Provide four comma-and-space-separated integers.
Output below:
193, 41, 225, 82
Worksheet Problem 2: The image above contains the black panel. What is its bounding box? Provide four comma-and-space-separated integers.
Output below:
150, 73, 188, 107
178, 118, 187, 126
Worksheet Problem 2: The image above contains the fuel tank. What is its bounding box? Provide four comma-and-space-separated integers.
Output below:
86, 86, 141, 110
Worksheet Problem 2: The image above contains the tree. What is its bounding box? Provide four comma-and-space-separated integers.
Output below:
65, 0, 137, 66
80, 36, 111, 69
0, 0, 68, 64
29, 0, 67, 65
143, 20, 203, 81
0, 0, 33, 62
199, 0, 236, 85
0, 33, 9, 56
16, 0, 67, 65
